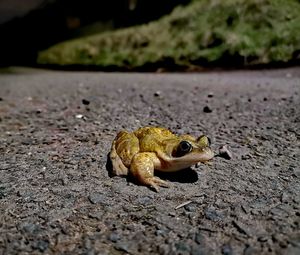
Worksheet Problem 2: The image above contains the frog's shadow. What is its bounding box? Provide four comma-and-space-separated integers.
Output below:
155, 168, 198, 183
106, 153, 198, 183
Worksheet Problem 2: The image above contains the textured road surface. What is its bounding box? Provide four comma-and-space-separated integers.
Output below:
0, 67, 299, 254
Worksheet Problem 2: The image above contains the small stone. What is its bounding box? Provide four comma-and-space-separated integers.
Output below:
263, 97, 268, 101
88, 193, 105, 204
232, 220, 250, 236
32, 240, 49, 252
168, 212, 176, 217
195, 232, 205, 245
207, 93, 214, 98
88, 211, 103, 220
286, 73, 292, 78
137, 196, 152, 206
114, 242, 130, 253
21, 223, 40, 235
203, 106, 213, 113
82, 99, 90, 105
292, 168, 300, 178
272, 233, 287, 247
0, 187, 6, 199
86, 250, 95, 255
175, 242, 190, 253
257, 235, 268, 242
218, 145, 232, 160
0, 97, 3, 101
281, 192, 289, 203
108, 232, 120, 242
158, 244, 170, 254
244, 245, 259, 255
84, 237, 92, 249
222, 244, 233, 255
241, 154, 252, 160
205, 207, 224, 221
184, 203, 196, 212
154, 91, 161, 97
155, 229, 167, 236
75, 114, 84, 119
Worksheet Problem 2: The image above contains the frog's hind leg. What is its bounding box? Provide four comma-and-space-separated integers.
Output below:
130, 152, 169, 192
109, 140, 129, 176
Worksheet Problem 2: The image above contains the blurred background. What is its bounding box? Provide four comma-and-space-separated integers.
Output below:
0, 0, 299, 70
0, 0, 190, 66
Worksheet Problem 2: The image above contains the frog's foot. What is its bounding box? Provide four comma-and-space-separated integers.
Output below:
143, 176, 169, 192
130, 152, 169, 192
110, 141, 128, 176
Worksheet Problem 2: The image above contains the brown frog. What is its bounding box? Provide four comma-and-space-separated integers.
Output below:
109, 127, 214, 191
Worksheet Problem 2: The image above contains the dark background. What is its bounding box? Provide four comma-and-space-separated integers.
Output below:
0, 0, 190, 66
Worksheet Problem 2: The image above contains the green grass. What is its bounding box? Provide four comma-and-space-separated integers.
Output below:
37, 0, 300, 69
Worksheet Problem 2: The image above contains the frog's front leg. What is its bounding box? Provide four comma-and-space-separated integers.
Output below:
130, 152, 169, 192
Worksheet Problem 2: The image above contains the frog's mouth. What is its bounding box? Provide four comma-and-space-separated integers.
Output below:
180, 148, 214, 163
166, 148, 214, 172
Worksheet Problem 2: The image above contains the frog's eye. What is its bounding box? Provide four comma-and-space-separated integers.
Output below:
198, 135, 211, 146
177, 141, 192, 156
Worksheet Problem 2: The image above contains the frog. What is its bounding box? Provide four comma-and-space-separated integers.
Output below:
109, 127, 214, 191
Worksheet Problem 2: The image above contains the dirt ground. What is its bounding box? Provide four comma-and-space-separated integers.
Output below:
0, 67, 299, 255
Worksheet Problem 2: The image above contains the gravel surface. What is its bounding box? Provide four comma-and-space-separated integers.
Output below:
0, 67, 299, 254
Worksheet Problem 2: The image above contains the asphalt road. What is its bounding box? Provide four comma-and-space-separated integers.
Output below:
0, 67, 299, 254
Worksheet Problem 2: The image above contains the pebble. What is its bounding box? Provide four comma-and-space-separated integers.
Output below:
221, 244, 233, 255
257, 235, 268, 242
137, 196, 152, 206
114, 242, 131, 253
292, 168, 300, 178
175, 242, 190, 253
244, 245, 259, 255
88, 211, 104, 220
218, 145, 232, 160
286, 73, 292, 78
232, 220, 250, 236
32, 240, 49, 252
205, 207, 224, 221
82, 99, 90, 105
154, 91, 161, 97
281, 192, 289, 203
75, 114, 84, 119
241, 154, 252, 160
108, 232, 120, 242
203, 106, 213, 113
88, 193, 106, 204
184, 203, 197, 212
21, 223, 41, 235
158, 244, 170, 254
155, 229, 167, 236
195, 232, 205, 245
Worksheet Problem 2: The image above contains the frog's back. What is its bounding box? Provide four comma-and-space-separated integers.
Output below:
111, 127, 176, 170
134, 127, 174, 140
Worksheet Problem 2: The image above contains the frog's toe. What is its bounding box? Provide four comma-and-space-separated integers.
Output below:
153, 177, 169, 187
146, 177, 169, 192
